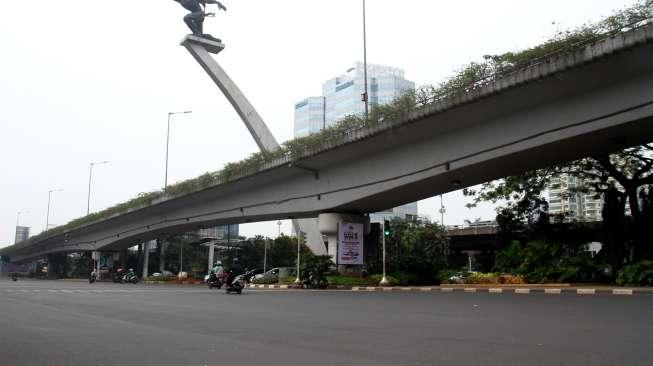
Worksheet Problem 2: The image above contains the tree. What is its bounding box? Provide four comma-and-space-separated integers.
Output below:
384, 218, 450, 284
464, 144, 653, 268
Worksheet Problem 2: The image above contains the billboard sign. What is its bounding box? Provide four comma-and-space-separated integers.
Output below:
337, 222, 364, 265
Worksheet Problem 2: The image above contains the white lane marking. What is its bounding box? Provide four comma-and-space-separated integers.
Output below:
464, 288, 477, 293
420, 288, 433, 292
515, 288, 531, 294
545, 288, 562, 294
577, 289, 596, 295
489, 288, 503, 294
613, 289, 633, 295
440, 288, 454, 292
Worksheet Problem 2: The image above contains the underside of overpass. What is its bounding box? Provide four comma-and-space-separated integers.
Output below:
2, 24, 653, 263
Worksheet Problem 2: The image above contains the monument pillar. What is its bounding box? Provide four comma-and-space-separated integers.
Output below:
181, 35, 326, 255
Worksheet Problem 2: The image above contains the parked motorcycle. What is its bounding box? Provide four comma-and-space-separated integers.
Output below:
89, 270, 97, 284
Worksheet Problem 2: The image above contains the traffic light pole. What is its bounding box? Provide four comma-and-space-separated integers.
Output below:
380, 221, 389, 286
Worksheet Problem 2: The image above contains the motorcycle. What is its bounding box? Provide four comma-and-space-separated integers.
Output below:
89, 271, 97, 284
207, 272, 224, 289
302, 272, 328, 289
225, 273, 246, 294
11, 273, 18, 281
122, 271, 138, 284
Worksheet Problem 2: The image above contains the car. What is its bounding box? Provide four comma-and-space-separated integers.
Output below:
252, 268, 280, 283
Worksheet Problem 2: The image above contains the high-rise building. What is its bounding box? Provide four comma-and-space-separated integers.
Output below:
547, 174, 604, 221
198, 224, 240, 241
294, 62, 418, 221
14, 226, 30, 244
294, 62, 415, 137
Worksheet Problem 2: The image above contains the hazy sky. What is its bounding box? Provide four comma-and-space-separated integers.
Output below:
0, 0, 640, 246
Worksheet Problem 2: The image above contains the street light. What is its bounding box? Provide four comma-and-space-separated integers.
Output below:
164, 110, 192, 191
361, 0, 369, 120
45, 189, 63, 231
439, 194, 446, 226
380, 220, 389, 286
276, 220, 282, 237
295, 232, 302, 285
16, 210, 28, 227
263, 238, 268, 273
87, 161, 110, 215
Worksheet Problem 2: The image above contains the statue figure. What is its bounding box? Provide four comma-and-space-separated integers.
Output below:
174, 0, 227, 42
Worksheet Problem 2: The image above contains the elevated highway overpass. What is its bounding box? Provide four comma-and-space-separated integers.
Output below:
2, 23, 653, 263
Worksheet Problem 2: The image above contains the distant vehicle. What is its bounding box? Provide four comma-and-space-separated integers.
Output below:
252, 268, 279, 283
244, 268, 264, 282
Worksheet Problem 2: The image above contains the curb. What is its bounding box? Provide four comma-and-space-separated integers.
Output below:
246, 284, 649, 295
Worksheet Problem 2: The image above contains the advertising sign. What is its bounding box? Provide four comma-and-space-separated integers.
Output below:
337, 222, 364, 265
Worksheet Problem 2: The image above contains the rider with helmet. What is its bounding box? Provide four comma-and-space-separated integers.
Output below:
226, 258, 244, 286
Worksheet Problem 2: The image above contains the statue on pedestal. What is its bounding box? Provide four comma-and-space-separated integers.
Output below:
174, 0, 227, 42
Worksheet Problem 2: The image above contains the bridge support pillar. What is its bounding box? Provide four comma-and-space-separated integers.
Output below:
159, 240, 166, 273
318, 213, 370, 270
46, 253, 66, 279
142, 241, 152, 279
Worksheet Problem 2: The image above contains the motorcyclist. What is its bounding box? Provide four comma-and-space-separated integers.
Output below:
211, 260, 224, 277
226, 258, 244, 286
126, 268, 136, 282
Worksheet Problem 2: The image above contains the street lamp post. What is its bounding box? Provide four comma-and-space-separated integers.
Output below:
439, 195, 446, 226
164, 111, 192, 191
295, 233, 301, 285
263, 238, 268, 273
45, 189, 63, 231
380, 220, 389, 285
362, 0, 369, 119
276, 220, 282, 237
87, 161, 110, 215
16, 211, 28, 227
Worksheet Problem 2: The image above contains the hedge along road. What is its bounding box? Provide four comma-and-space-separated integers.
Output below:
1, 280, 652, 366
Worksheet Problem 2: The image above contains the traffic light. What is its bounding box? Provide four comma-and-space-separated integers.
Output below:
383, 220, 391, 237
298, 231, 306, 245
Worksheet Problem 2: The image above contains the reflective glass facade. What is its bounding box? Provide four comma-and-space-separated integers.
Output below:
294, 63, 418, 221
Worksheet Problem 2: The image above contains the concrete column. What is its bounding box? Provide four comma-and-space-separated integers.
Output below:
46, 253, 66, 279
136, 244, 143, 276
159, 240, 166, 273
142, 241, 151, 279
318, 213, 370, 267
207, 242, 215, 273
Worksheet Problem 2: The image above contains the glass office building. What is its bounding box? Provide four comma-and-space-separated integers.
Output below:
294, 63, 418, 221
295, 63, 415, 137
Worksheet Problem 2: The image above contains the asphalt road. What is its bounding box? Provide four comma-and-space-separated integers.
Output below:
1, 280, 652, 366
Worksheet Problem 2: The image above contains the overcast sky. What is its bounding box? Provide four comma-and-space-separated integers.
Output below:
0, 0, 640, 246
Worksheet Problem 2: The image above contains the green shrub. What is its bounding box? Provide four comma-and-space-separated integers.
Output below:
326, 276, 372, 287
617, 261, 653, 286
